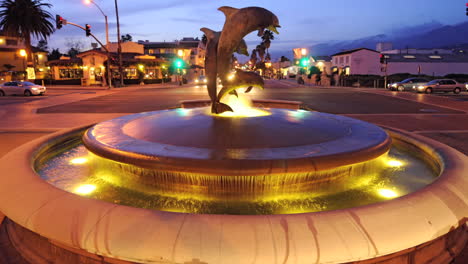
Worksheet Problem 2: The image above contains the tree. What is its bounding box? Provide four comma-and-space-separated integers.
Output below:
67, 48, 79, 58
261, 30, 275, 50
65, 39, 84, 58
48, 48, 61, 60
201, 34, 207, 45
249, 49, 258, 67
0, 0, 54, 66
36, 39, 48, 51
280, 56, 290, 62
121, 34, 132, 42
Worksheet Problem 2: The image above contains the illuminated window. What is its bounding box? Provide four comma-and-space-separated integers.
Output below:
148, 49, 154, 54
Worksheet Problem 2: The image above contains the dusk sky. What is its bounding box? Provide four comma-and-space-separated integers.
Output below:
47, 0, 467, 57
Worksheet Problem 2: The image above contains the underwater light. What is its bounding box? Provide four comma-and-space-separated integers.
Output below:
387, 159, 404, 168
74, 184, 96, 195
70, 157, 88, 165
378, 189, 398, 199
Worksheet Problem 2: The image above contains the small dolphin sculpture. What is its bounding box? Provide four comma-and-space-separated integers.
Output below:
217, 70, 264, 103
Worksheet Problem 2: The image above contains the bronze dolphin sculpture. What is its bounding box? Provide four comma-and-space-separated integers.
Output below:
216, 6, 280, 88
217, 69, 264, 103
201, 27, 250, 113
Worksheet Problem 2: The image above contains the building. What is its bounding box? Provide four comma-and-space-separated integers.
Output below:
380, 46, 468, 76
47, 42, 166, 86
331, 48, 381, 75
0, 33, 48, 81
138, 38, 206, 79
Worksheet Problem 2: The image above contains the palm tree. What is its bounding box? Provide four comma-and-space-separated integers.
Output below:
0, 0, 54, 66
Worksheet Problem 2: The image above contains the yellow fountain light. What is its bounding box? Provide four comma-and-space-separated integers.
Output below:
217, 93, 270, 118
387, 159, 404, 168
70, 157, 88, 165
227, 73, 236, 81
74, 184, 96, 195
378, 188, 398, 199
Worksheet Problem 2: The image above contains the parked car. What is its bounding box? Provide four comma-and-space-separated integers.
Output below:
387, 77, 429, 91
413, 79, 463, 94
0, 81, 46, 96
465, 82, 468, 91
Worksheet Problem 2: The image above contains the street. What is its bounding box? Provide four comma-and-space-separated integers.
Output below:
1, 80, 468, 157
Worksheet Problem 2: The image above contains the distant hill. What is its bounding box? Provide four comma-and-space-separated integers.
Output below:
310, 21, 468, 56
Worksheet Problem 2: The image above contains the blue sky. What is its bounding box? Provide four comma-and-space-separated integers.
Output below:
47, 0, 467, 56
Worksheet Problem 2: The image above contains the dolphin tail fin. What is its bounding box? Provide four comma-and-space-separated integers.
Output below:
212, 102, 234, 114
200, 27, 216, 40
235, 39, 249, 56
218, 6, 238, 19
229, 90, 239, 97
245, 86, 253, 93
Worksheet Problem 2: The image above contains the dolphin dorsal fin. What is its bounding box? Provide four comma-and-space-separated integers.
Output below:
218, 6, 238, 19
200, 27, 217, 40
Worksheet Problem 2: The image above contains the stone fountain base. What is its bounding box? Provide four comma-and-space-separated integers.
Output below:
0, 102, 468, 263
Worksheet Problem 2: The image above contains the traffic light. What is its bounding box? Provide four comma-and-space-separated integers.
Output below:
466, 2, 468, 16
299, 57, 309, 67
85, 24, 91, 37
56, 15, 63, 29
174, 58, 184, 69
380, 54, 386, 64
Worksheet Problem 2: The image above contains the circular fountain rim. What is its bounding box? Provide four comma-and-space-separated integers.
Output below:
0, 123, 467, 263
83, 107, 392, 174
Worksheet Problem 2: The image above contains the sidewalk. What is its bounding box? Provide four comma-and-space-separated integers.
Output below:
45, 82, 182, 91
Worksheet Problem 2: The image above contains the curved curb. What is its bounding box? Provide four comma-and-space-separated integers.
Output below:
0, 125, 467, 263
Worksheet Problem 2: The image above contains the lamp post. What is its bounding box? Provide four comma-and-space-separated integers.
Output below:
19, 49, 27, 80
84, 0, 112, 89
114, 0, 124, 87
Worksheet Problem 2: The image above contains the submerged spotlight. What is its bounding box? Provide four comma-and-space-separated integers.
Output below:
378, 189, 398, 199
387, 159, 403, 168
74, 184, 96, 195
70, 157, 88, 165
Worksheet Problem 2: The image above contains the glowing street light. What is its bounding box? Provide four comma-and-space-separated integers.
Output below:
301, 48, 308, 56
19, 49, 26, 57
19, 49, 27, 71
177, 49, 184, 57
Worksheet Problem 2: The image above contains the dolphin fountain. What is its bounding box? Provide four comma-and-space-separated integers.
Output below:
0, 5, 467, 264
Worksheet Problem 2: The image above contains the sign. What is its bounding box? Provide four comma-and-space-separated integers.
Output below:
26, 67, 36, 80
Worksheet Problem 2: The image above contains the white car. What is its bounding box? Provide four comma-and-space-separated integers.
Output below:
0, 81, 46, 96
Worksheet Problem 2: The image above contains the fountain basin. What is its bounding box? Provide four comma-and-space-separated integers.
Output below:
82, 107, 392, 201
0, 106, 467, 263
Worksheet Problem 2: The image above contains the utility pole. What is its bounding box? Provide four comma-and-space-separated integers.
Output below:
114, 0, 124, 87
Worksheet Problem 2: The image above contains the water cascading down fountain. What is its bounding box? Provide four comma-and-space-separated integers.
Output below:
1, 6, 468, 264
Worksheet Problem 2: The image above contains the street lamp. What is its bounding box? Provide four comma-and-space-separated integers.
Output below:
19, 49, 27, 75
114, 0, 124, 87
84, 0, 112, 89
